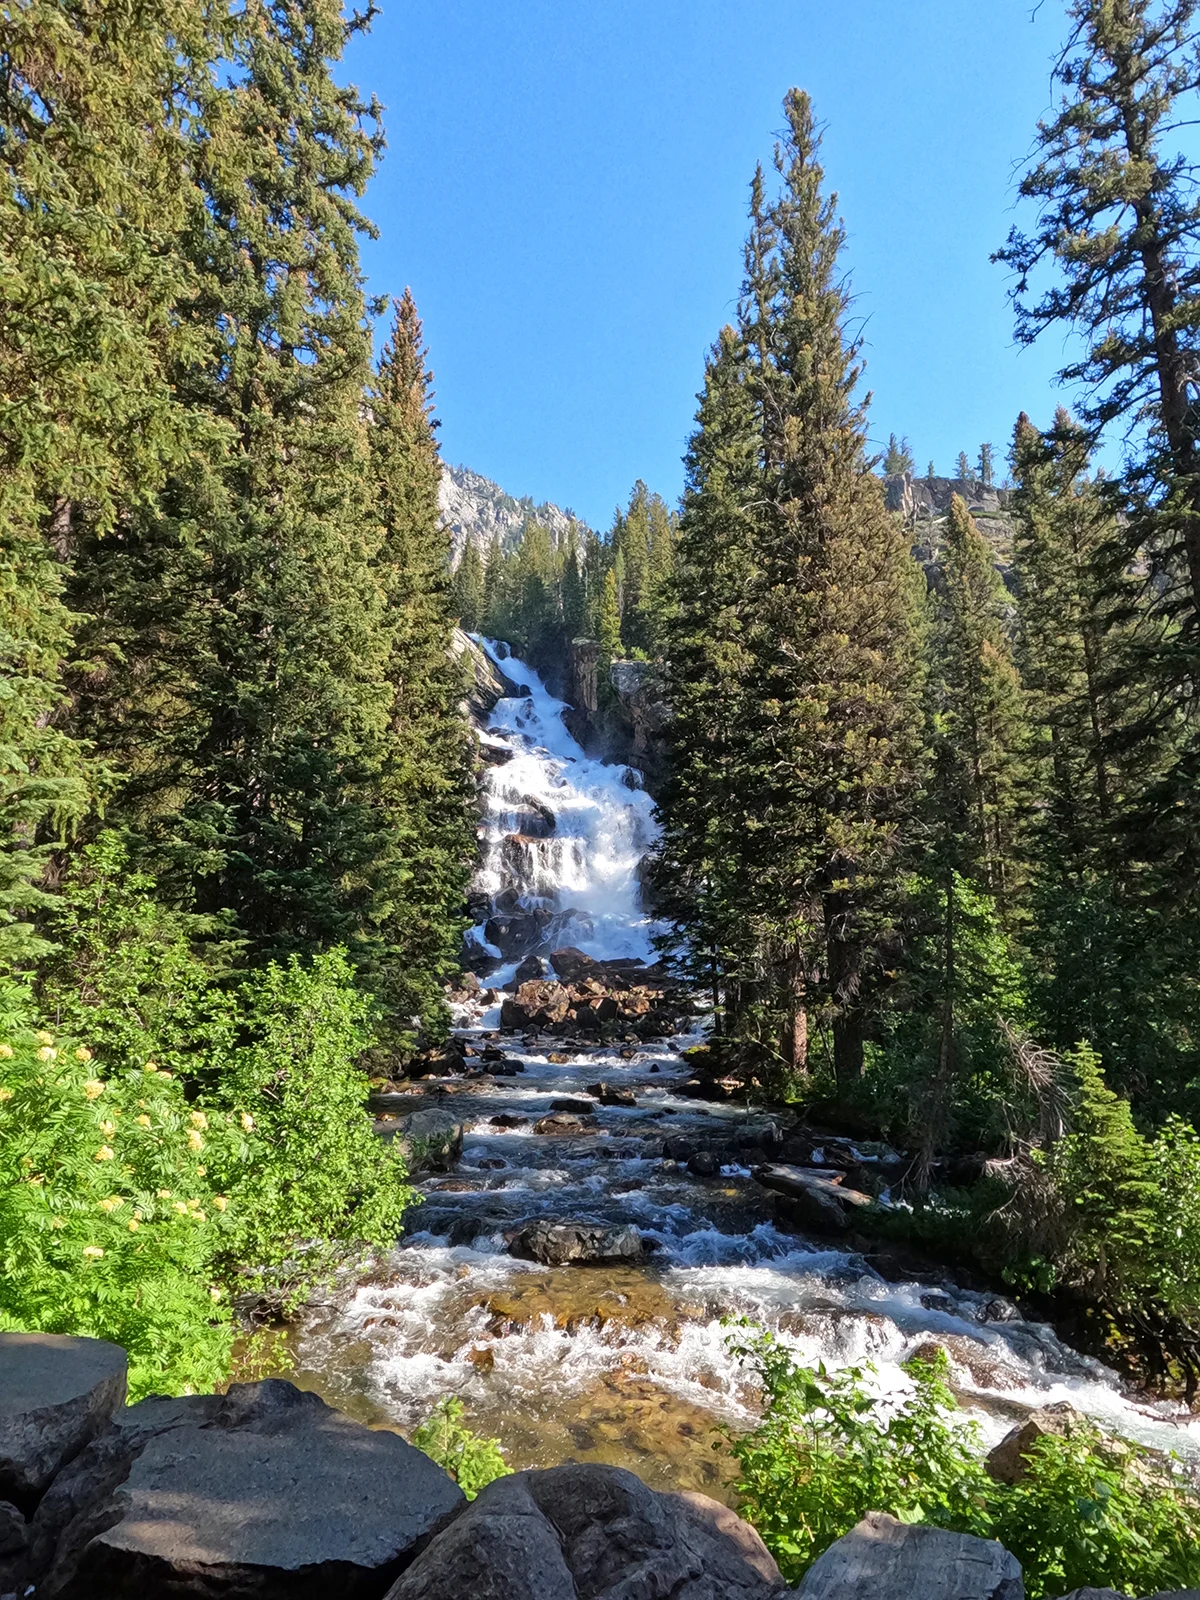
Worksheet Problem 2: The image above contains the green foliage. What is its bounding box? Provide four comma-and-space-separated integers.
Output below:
991, 1427, 1200, 1599
412, 1396, 511, 1500
728, 1326, 1200, 1598
203, 950, 416, 1302
727, 1330, 990, 1583
0, 1016, 236, 1399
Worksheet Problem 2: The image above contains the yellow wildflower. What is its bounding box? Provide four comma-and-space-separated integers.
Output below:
128, 1219, 140, 1232
50, 1215, 64, 1227
75, 1046, 92, 1062
35, 1030, 53, 1046
82, 1246, 104, 1260
143, 1061, 158, 1074
212, 1195, 228, 1212
189, 1110, 208, 1130
37, 1046, 57, 1062
136, 1114, 151, 1128
0, 1043, 12, 1058
187, 1131, 204, 1153
157, 1188, 172, 1199
0, 1088, 12, 1104
192, 1209, 207, 1223
196, 1165, 207, 1176
98, 1197, 122, 1213
173, 1201, 188, 1214
83, 1078, 106, 1100
209, 1287, 223, 1301
94, 1146, 115, 1162
240, 1112, 255, 1132
99, 1121, 115, 1137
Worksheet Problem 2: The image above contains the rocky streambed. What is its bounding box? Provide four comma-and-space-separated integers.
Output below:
264, 958, 1200, 1494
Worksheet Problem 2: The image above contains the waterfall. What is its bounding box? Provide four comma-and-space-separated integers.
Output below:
464, 639, 661, 982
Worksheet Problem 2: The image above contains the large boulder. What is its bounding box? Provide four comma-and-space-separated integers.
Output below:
501, 980, 573, 1030
38, 1380, 464, 1600
0, 1333, 128, 1504
548, 947, 599, 983
796, 1512, 1022, 1600
985, 1402, 1084, 1485
383, 1463, 785, 1600
509, 1222, 645, 1266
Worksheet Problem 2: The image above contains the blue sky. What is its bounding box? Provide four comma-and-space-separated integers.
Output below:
344, 1, 1073, 530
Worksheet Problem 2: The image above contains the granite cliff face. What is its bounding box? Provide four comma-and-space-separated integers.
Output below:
439, 463, 588, 565
884, 471, 1016, 574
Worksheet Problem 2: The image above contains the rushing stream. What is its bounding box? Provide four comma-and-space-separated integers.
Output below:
279, 643, 1200, 1494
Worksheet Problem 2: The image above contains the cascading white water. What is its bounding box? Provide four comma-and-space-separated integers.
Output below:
464, 639, 661, 981
288, 638, 1200, 1491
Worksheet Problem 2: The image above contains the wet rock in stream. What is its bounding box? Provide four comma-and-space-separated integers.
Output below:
508, 1222, 646, 1267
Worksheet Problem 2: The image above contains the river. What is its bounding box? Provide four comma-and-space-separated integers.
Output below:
277, 641, 1200, 1494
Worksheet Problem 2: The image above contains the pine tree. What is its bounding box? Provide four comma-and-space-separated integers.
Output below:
955, 451, 972, 484
978, 442, 995, 488
927, 461, 937, 483
66, 0, 405, 973
367, 292, 474, 1033
561, 544, 587, 640
1010, 410, 1196, 1107
934, 495, 1030, 910
657, 91, 927, 1083
0, 0, 212, 973
997, 0, 1200, 908
481, 533, 506, 638
655, 326, 766, 1019
451, 540, 485, 632
884, 434, 915, 475
597, 567, 623, 676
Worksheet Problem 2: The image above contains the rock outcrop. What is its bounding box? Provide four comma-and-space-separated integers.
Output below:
0, 1333, 128, 1505
28, 1378, 464, 1600
383, 1463, 786, 1600
796, 1512, 1023, 1600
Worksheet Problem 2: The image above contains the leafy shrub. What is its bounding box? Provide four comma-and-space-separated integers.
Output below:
728, 1325, 1200, 1598
412, 1396, 511, 1499
727, 1329, 990, 1581
203, 950, 417, 1304
0, 1018, 238, 1397
992, 1426, 1200, 1598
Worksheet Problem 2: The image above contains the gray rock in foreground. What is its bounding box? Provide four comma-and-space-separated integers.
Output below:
39, 1379, 464, 1600
0, 1332, 128, 1502
384, 1462, 785, 1600
797, 1512, 1023, 1600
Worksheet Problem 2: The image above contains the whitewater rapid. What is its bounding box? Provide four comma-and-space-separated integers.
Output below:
283, 643, 1200, 1493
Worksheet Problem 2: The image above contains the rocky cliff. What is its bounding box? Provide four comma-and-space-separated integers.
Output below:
884, 471, 1016, 574
439, 463, 589, 566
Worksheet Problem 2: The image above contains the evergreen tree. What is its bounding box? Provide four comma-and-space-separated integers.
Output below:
366, 292, 474, 1033
934, 496, 1030, 910
977, 442, 995, 488
0, 0, 212, 973
561, 544, 587, 640
655, 326, 766, 1020
657, 91, 927, 1082
66, 0, 401, 972
927, 461, 937, 483
597, 567, 623, 675
1010, 410, 1197, 1108
451, 540, 485, 633
481, 533, 506, 638
883, 434, 915, 475
997, 0, 1200, 905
